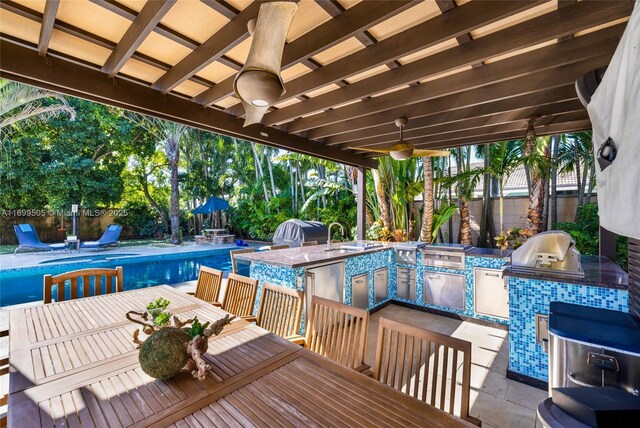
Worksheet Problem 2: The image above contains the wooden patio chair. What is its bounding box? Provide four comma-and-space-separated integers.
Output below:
230, 248, 255, 274
43, 266, 123, 304
373, 317, 480, 426
247, 283, 304, 344
190, 266, 223, 305
300, 241, 318, 247
305, 295, 370, 373
220, 273, 258, 318
268, 244, 289, 250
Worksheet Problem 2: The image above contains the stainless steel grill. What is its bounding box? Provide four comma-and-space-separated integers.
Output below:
510, 230, 584, 278
422, 244, 468, 270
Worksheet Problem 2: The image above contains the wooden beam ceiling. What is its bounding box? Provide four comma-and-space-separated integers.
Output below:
151, 2, 260, 94
0, 40, 376, 168
1, 0, 633, 167
37, 0, 59, 57
102, 0, 176, 77
309, 23, 624, 141
248, 0, 544, 122
266, 0, 631, 127
329, 87, 581, 147
193, 0, 416, 107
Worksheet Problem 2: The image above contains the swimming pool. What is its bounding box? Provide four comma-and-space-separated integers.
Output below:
0, 248, 253, 307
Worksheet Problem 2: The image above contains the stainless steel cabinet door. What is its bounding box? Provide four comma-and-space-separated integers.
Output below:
424, 272, 466, 310
474, 268, 509, 319
396, 267, 416, 300
373, 268, 388, 304
351, 274, 369, 310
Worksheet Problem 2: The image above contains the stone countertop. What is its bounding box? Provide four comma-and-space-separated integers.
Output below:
234, 242, 399, 268
465, 247, 513, 259
503, 255, 628, 290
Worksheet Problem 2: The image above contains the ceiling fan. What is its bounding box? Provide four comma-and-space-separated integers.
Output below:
358, 118, 450, 160
233, 2, 298, 127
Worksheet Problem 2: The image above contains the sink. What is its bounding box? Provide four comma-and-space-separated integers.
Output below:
323, 248, 350, 253
339, 241, 384, 251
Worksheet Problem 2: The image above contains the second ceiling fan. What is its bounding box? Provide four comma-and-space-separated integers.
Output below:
358, 118, 450, 160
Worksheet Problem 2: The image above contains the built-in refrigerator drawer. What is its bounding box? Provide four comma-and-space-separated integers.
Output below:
396, 267, 416, 300
373, 267, 388, 304
424, 272, 466, 310
351, 274, 369, 310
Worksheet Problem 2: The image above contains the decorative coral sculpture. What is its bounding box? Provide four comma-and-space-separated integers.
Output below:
126, 308, 234, 381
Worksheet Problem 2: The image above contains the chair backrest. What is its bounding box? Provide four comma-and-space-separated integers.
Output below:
14, 224, 42, 246
300, 241, 318, 247
256, 283, 303, 338
222, 273, 258, 317
305, 296, 369, 370
194, 266, 223, 304
268, 245, 289, 250
373, 317, 472, 421
230, 248, 255, 274
43, 266, 124, 304
99, 224, 122, 244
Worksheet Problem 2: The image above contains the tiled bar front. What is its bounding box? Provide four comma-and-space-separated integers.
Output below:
246, 245, 630, 387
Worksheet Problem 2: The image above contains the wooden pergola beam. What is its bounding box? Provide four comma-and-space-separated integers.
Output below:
0, 40, 376, 168
304, 24, 623, 139
358, 100, 585, 149
38, 0, 59, 56
403, 120, 593, 151
102, 0, 176, 77
193, 0, 416, 107
200, 0, 240, 20
339, 92, 582, 148
152, 2, 260, 94
265, 0, 632, 126
310, 55, 616, 144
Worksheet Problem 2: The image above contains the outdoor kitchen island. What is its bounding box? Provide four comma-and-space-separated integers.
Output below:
237, 239, 630, 390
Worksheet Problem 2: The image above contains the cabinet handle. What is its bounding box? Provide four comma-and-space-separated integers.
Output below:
354, 280, 364, 284
485, 273, 501, 277
426, 274, 440, 279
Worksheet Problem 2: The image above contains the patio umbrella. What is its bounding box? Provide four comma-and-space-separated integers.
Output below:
192, 197, 230, 230
192, 197, 230, 215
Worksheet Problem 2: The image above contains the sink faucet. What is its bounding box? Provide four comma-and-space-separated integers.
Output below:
327, 222, 345, 250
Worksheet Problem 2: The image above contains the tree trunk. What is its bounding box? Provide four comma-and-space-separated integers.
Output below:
139, 174, 169, 234
550, 135, 559, 228
266, 152, 277, 198
447, 159, 453, 243
459, 199, 472, 245
574, 137, 583, 217
478, 144, 491, 247
168, 137, 181, 245
586, 167, 596, 203
499, 184, 505, 234
419, 157, 434, 242
372, 169, 392, 229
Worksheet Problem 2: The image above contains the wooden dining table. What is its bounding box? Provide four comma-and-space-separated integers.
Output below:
8, 285, 474, 427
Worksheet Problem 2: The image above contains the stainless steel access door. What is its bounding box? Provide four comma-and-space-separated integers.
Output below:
424, 271, 466, 310
305, 262, 345, 329
373, 267, 389, 304
351, 274, 369, 310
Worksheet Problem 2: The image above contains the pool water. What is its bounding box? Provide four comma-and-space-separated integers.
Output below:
0, 248, 252, 307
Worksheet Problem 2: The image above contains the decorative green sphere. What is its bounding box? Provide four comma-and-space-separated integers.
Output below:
138, 327, 190, 379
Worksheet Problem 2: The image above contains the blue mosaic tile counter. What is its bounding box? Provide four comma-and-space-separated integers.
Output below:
505, 271, 628, 383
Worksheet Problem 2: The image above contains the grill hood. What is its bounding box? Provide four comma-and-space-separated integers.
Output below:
510, 231, 584, 278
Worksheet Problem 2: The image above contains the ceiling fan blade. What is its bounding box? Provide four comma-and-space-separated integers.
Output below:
356, 147, 392, 154
234, 2, 298, 126
412, 149, 451, 157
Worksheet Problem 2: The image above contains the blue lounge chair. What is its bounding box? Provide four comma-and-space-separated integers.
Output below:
13, 224, 67, 254
80, 224, 122, 250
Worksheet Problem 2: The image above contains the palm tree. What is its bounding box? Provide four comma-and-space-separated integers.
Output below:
128, 114, 190, 245
419, 156, 434, 242
486, 141, 522, 234
559, 131, 594, 217
437, 167, 482, 245
521, 135, 551, 234
0, 80, 75, 137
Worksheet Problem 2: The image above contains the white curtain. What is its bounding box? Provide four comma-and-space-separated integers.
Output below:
588, 2, 640, 239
